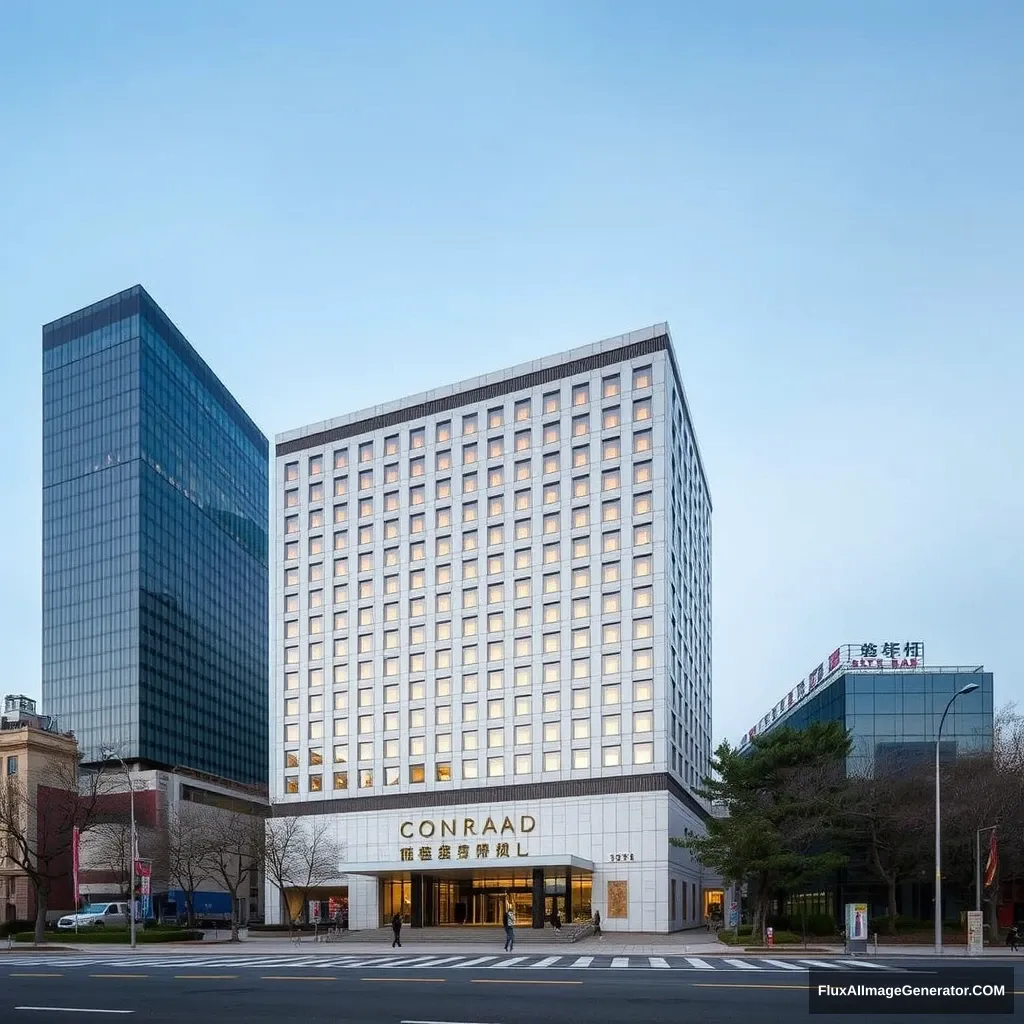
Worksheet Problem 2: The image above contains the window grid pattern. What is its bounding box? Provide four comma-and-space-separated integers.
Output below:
273, 342, 711, 802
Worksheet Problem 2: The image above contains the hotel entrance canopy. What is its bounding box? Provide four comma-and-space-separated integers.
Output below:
335, 853, 595, 877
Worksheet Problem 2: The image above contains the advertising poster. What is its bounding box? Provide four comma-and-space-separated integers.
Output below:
845, 902, 868, 952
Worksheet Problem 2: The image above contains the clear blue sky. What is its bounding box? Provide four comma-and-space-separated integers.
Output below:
1, 1, 1020, 746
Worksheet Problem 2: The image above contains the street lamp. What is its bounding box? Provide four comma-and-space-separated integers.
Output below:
934, 683, 979, 954
101, 749, 136, 951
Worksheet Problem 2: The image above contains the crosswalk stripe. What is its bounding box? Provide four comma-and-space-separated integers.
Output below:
375, 956, 440, 968
799, 959, 845, 969
406, 957, 467, 968
610, 957, 629, 968
684, 957, 714, 970
761, 959, 805, 971
452, 956, 498, 968
836, 960, 895, 970
569, 956, 593, 968
722, 958, 759, 970
648, 957, 670, 969
529, 957, 561, 968
491, 956, 527, 968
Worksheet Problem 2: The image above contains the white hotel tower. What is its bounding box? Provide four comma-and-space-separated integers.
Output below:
269, 324, 717, 933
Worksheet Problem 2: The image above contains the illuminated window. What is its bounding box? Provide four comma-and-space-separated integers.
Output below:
633, 430, 652, 454
543, 392, 560, 415
543, 751, 561, 772
543, 422, 560, 445
633, 365, 652, 390
463, 442, 478, 465
633, 742, 654, 765
602, 406, 621, 430
515, 430, 530, 451
514, 399, 531, 422
572, 414, 589, 438
543, 452, 559, 475
572, 446, 589, 469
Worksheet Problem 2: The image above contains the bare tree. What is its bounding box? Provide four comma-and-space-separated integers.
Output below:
264, 815, 303, 930
86, 821, 133, 899
198, 807, 264, 941
265, 816, 340, 928
165, 802, 211, 927
0, 756, 104, 944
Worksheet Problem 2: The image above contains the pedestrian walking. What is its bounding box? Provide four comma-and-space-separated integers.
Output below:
593, 910, 601, 937
503, 907, 516, 951
551, 907, 561, 932
391, 912, 403, 948
1006, 925, 1018, 952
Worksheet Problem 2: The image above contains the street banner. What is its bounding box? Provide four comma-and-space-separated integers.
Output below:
984, 830, 998, 888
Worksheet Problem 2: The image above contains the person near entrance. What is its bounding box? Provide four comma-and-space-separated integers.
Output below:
503, 907, 516, 951
391, 912, 402, 948
550, 907, 561, 932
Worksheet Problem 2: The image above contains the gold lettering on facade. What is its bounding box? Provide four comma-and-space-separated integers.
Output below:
501, 816, 515, 834
517, 842, 528, 857
482, 816, 498, 835
464, 818, 476, 836
400, 822, 414, 838
520, 815, 536, 834
440, 819, 456, 837
418, 821, 435, 838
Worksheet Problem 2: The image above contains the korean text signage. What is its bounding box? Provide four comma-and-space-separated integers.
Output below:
741, 640, 925, 746
398, 813, 536, 864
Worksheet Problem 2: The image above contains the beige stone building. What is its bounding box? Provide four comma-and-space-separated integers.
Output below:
0, 695, 80, 922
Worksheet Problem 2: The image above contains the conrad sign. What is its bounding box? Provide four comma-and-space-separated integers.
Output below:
399, 814, 536, 840
397, 813, 537, 864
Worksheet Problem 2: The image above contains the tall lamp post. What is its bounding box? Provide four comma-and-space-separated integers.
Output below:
934, 683, 979, 955
102, 749, 137, 951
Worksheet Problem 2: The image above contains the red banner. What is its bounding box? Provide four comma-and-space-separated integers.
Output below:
984, 830, 998, 888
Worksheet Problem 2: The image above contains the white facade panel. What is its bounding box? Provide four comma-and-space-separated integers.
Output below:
268, 326, 714, 932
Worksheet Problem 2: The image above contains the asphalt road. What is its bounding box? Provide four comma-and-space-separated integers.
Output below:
2, 958, 1021, 1022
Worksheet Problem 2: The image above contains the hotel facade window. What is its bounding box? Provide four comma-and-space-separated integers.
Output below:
271, 323, 715, 934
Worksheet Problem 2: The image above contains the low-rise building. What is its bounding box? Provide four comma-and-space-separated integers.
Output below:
0, 695, 80, 923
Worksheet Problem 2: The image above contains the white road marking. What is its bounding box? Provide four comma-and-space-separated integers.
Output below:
491, 956, 527, 968
684, 957, 714, 970
610, 957, 629, 968
760, 959, 805, 971
836, 960, 897, 970
799, 959, 845, 969
648, 957, 670, 969
451, 957, 498, 968
568, 956, 593, 968
528, 957, 561, 968
16, 1010, 134, 1016
721, 958, 759, 970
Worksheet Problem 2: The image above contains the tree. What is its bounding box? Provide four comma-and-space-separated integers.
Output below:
672, 721, 852, 940
165, 802, 211, 927
0, 755, 104, 944
843, 756, 932, 933
265, 816, 340, 928
87, 820, 133, 899
197, 806, 264, 941
942, 703, 1024, 936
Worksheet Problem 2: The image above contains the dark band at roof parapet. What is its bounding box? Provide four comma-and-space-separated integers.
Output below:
274, 330, 711, 506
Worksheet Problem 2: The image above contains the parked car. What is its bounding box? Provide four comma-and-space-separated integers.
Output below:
57, 902, 130, 930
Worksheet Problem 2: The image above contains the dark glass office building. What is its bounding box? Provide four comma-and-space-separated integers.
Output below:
42, 286, 268, 786
744, 668, 993, 777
